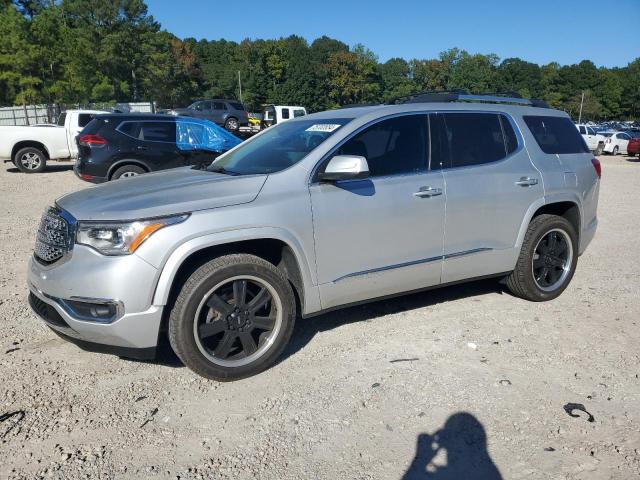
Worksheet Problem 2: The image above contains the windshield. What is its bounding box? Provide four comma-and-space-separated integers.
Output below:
208, 118, 352, 175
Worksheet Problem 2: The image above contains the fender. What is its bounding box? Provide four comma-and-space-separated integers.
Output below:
514, 192, 583, 249
151, 226, 322, 314
106, 158, 151, 178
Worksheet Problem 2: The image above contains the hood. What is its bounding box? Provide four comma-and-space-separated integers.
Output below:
57, 167, 267, 221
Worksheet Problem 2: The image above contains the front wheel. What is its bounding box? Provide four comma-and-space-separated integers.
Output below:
594, 143, 604, 156
15, 147, 46, 173
612, 146, 619, 156
224, 117, 239, 132
168, 254, 296, 381
506, 214, 578, 301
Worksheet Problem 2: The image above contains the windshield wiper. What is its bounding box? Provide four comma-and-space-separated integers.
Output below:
207, 166, 242, 176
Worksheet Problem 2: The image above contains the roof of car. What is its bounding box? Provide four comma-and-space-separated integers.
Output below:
96, 113, 176, 120
302, 101, 567, 122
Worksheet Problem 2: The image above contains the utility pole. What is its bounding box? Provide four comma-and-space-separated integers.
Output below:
578, 91, 585, 124
238, 70, 243, 104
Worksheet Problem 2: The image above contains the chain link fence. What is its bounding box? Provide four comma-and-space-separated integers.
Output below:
0, 102, 156, 126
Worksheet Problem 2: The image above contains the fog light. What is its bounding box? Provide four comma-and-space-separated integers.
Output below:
60, 298, 122, 323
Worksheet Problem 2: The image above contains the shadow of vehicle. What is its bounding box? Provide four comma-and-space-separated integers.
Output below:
281, 279, 503, 364
6, 164, 74, 173
128, 278, 502, 371
403, 412, 502, 479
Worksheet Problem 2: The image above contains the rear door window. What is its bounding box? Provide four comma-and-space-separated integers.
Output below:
213, 102, 227, 110
229, 102, 245, 111
281, 108, 290, 120
579, 126, 586, 134
138, 122, 176, 142
523, 115, 589, 154
441, 113, 509, 168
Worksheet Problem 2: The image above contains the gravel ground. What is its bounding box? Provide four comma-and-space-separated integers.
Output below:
1, 156, 639, 480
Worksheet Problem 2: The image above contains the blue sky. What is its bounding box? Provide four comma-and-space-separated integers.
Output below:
145, 0, 639, 67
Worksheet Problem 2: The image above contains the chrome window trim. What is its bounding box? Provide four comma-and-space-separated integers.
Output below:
309, 109, 526, 184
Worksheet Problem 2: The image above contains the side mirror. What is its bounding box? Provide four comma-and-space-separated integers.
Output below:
317, 155, 370, 182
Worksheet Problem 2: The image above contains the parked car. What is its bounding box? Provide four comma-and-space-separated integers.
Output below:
575, 123, 605, 155
627, 137, 640, 157
601, 131, 631, 155
167, 100, 249, 132
74, 114, 242, 183
28, 92, 600, 381
0, 109, 106, 173
261, 105, 307, 128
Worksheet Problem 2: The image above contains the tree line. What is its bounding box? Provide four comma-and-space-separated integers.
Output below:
1, 0, 639, 120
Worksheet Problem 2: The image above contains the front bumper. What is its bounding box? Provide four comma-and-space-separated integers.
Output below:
27, 246, 164, 352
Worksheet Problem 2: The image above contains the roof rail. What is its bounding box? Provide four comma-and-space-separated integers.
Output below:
387, 90, 550, 108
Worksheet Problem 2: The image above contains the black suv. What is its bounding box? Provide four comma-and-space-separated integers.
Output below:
75, 114, 241, 183
168, 99, 249, 132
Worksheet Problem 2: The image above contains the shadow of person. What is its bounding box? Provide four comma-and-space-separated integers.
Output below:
403, 412, 502, 480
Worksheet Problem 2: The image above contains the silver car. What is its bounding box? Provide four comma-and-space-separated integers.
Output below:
28, 93, 600, 380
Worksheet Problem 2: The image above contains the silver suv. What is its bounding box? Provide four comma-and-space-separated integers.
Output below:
28, 93, 600, 381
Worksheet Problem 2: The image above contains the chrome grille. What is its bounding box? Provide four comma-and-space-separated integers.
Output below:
34, 207, 71, 264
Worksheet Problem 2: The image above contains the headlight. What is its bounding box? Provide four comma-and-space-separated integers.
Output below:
76, 214, 188, 255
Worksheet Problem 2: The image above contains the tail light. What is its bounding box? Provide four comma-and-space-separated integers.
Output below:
79, 134, 107, 147
591, 158, 601, 179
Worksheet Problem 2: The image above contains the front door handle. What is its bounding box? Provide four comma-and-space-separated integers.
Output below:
515, 177, 538, 187
414, 186, 443, 198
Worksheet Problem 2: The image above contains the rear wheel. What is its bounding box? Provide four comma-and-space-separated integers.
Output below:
15, 147, 46, 173
594, 143, 604, 156
111, 164, 145, 180
168, 254, 296, 381
506, 214, 578, 302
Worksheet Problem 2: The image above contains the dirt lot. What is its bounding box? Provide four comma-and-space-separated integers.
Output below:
0, 156, 639, 479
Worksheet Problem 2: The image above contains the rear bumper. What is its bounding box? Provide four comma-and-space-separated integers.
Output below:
74, 164, 107, 183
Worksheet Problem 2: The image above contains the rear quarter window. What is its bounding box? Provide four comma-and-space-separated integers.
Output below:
78, 113, 94, 127
523, 116, 589, 154
229, 102, 245, 111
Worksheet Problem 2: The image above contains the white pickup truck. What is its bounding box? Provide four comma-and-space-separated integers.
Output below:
0, 109, 106, 173
575, 124, 605, 155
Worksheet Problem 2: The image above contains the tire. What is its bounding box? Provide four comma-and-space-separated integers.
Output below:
111, 164, 145, 180
612, 146, 619, 156
14, 147, 46, 173
594, 143, 604, 156
168, 254, 296, 381
224, 117, 239, 132
506, 214, 578, 302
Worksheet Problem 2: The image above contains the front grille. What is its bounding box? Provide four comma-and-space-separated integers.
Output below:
34, 207, 72, 264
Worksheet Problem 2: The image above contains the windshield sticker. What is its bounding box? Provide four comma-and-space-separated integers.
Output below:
305, 124, 342, 133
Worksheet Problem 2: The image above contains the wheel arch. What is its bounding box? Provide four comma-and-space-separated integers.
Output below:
107, 159, 150, 179
11, 141, 50, 162
152, 230, 320, 318
516, 196, 582, 250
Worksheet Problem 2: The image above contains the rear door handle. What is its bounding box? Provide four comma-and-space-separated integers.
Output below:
515, 177, 538, 187
414, 186, 443, 198
136, 145, 148, 151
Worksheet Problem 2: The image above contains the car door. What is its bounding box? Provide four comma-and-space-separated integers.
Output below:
211, 102, 228, 125
309, 114, 446, 309
618, 133, 630, 153
435, 112, 543, 283
135, 121, 184, 171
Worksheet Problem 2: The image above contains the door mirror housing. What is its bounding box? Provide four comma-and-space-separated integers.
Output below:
317, 155, 370, 182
